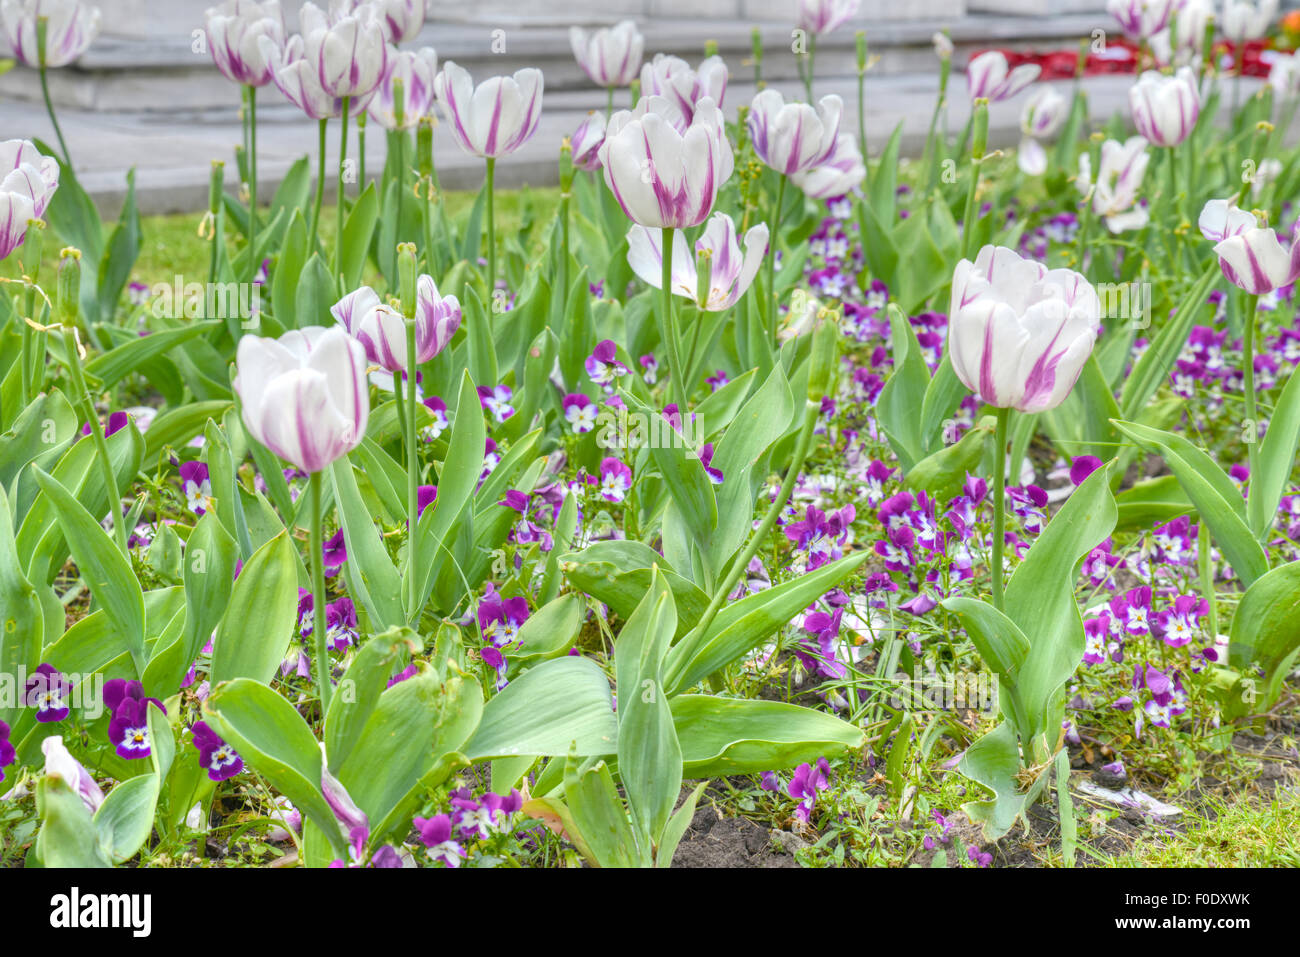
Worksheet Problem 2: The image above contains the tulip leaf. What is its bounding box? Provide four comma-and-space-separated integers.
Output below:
563, 752, 644, 867
202, 678, 346, 857
341, 182, 380, 290
210, 531, 298, 687
325, 626, 423, 772
1114, 474, 1193, 532
671, 695, 865, 777
36, 773, 111, 868
332, 456, 405, 630
465, 656, 617, 760
0, 483, 41, 729
562, 540, 709, 639
876, 304, 931, 471
1227, 559, 1300, 714
919, 355, 967, 457
1111, 418, 1267, 587
940, 596, 1031, 678
142, 400, 233, 465
31, 465, 146, 674
0, 388, 77, 494
84, 321, 222, 392
1248, 361, 1300, 539
507, 592, 585, 669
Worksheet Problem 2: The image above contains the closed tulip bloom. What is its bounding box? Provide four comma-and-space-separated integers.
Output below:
797, 0, 861, 35
299, 0, 389, 100
1106, 0, 1177, 40
599, 94, 732, 229
1078, 136, 1150, 233
1222, 0, 1278, 42
355, 0, 425, 45
433, 61, 544, 158
203, 0, 285, 87
570, 111, 606, 171
949, 245, 1101, 413
0, 138, 59, 216
639, 53, 728, 120
1198, 199, 1300, 295
626, 212, 768, 311
368, 46, 437, 129
1268, 51, 1300, 98
1129, 67, 1199, 148
41, 735, 105, 813
748, 90, 842, 176
1020, 86, 1066, 139
262, 34, 372, 119
1150, 0, 1213, 66
331, 276, 461, 373
966, 50, 1040, 102
234, 326, 370, 474
0, 0, 100, 68
569, 19, 644, 88
789, 132, 865, 199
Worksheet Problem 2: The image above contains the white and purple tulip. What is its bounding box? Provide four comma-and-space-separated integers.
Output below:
569, 111, 606, 171
949, 245, 1101, 413
598, 94, 732, 229
1128, 67, 1199, 148
262, 33, 373, 119
1017, 86, 1066, 176
1106, 0, 1178, 40
433, 60, 544, 159
626, 211, 768, 312
233, 325, 370, 474
351, 0, 425, 45
331, 275, 460, 374
0, 0, 100, 68
40, 735, 105, 813
298, 0, 389, 101
1149, 0, 1213, 66
0, 139, 58, 262
569, 19, 644, 88
367, 45, 437, 130
797, 0, 861, 35
1222, 0, 1279, 43
203, 0, 285, 87
1078, 136, 1151, 234
747, 89, 842, 177
638, 52, 727, 120
789, 132, 865, 199
1198, 198, 1300, 295
966, 50, 1040, 102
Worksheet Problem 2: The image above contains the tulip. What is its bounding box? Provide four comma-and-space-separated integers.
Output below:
1149, 0, 1213, 66
0, 137, 58, 229
569, 111, 606, 171
950, 245, 1099, 611
433, 60, 544, 159
331, 276, 460, 373
598, 94, 732, 230
1016, 86, 1066, 176
299, 1, 388, 100
1222, 0, 1278, 42
748, 90, 842, 176
1106, 0, 1177, 40
1128, 67, 1199, 148
41, 735, 105, 814
797, 0, 860, 35
570, 19, 644, 98
367, 46, 437, 130
626, 212, 768, 312
0, 181, 36, 264
790, 132, 865, 199
262, 34, 373, 120
949, 245, 1101, 415
0, 0, 99, 68
343, 0, 425, 45
966, 50, 1040, 102
1078, 136, 1151, 233
639, 53, 727, 120
1268, 51, 1300, 98
203, 0, 285, 88
1198, 199, 1300, 295
233, 325, 369, 474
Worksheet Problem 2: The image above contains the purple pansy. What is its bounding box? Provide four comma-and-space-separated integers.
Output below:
24, 664, 72, 723
191, 720, 243, 781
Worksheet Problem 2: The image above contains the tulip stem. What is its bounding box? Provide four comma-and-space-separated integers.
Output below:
403, 321, 420, 626
248, 84, 259, 303
39, 65, 71, 167
606, 86, 614, 120
669, 397, 820, 689
990, 406, 1011, 613
309, 470, 332, 712
310, 118, 327, 255
1243, 293, 1260, 480
485, 157, 497, 299
63, 325, 129, 558
661, 226, 688, 413
335, 97, 351, 288
766, 174, 788, 347
960, 155, 981, 262
358, 112, 367, 192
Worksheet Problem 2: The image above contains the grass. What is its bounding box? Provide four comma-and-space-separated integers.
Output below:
1113, 792, 1300, 867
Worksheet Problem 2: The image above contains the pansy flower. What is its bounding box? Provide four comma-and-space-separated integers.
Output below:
478, 587, 529, 647
797, 607, 847, 679
417, 484, 438, 517
706, 369, 729, 392
639, 353, 658, 384
191, 721, 243, 781
562, 393, 599, 433
179, 461, 215, 515
598, 457, 633, 503
698, 443, 724, 485
0, 721, 15, 781
450, 789, 524, 840
322, 529, 348, 576
107, 698, 154, 760
584, 339, 628, 388
413, 814, 465, 867
421, 395, 450, 441
478, 385, 515, 423
25, 664, 72, 723
787, 758, 830, 822
325, 597, 359, 651
1121, 586, 1152, 636
1154, 594, 1208, 648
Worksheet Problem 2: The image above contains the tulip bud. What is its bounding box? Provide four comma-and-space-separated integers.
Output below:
559, 136, 575, 193
208, 160, 224, 216
856, 31, 868, 75
751, 26, 763, 67
806, 306, 840, 402
392, 76, 406, 132
22, 217, 44, 282
972, 99, 989, 161
704, 39, 718, 57
694, 245, 712, 308
417, 117, 434, 178
397, 243, 418, 318
56, 247, 80, 326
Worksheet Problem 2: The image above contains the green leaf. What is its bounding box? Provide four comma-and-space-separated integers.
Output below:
1227, 559, 1300, 712
86, 322, 223, 392
655, 781, 708, 868
876, 304, 931, 470
465, 656, 617, 760
324, 626, 423, 771
562, 540, 708, 639
1114, 474, 1193, 532
332, 456, 404, 629
202, 678, 345, 856
36, 772, 111, 868
940, 596, 1032, 677
0, 483, 41, 728
31, 466, 145, 672
1112, 419, 1267, 587
1119, 263, 1218, 420
1248, 362, 1300, 539
671, 695, 865, 777
341, 182, 380, 289
142, 400, 233, 464
563, 752, 642, 867
0, 388, 77, 493
210, 532, 298, 687
509, 592, 585, 668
